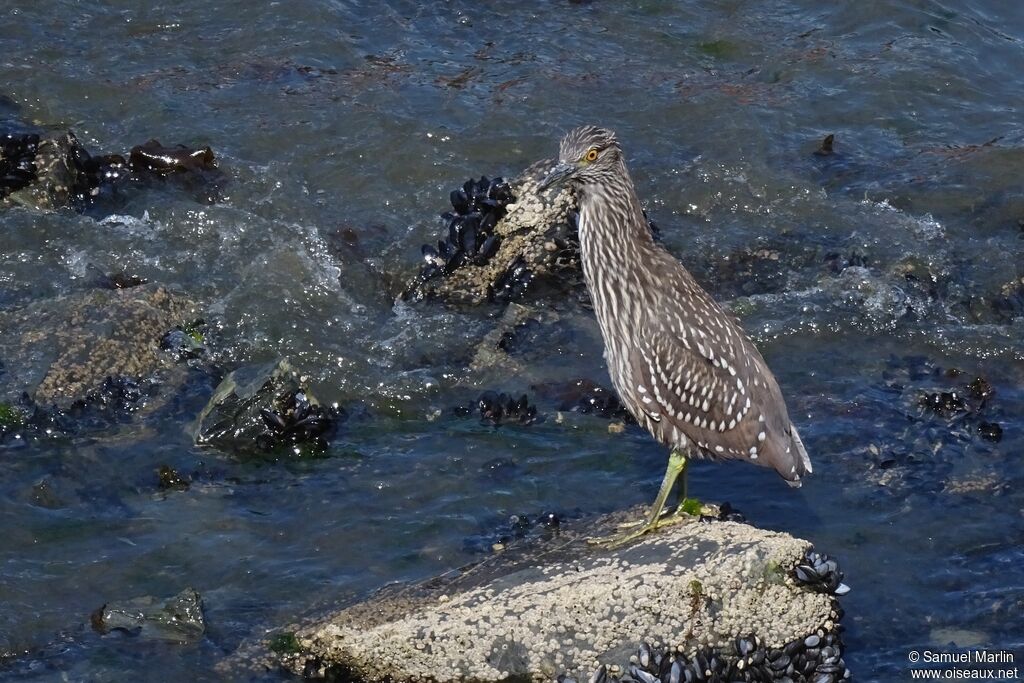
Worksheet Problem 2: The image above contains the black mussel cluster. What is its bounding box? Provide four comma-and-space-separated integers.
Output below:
570, 384, 632, 421
157, 465, 190, 491
823, 250, 868, 274
1, 132, 39, 194
919, 390, 966, 416
533, 379, 634, 422
463, 509, 564, 554
88, 264, 148, 290
0, 129, 219, 207
76, 376, 153, 415
917, 371, 1003, 443
257, 390, 341, 453
488, 254, 534, 303
794, 550, 850, 596
967, 377, 994, 402
701, 501, 746, 523
416, 175, 514, 284
0, 377, 155, 443
978, 421, 1002, 442
476, 391, 537, 425
575, 632, 849, 683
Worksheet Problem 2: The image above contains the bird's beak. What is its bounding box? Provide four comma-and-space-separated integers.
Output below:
538, 162, 575, 191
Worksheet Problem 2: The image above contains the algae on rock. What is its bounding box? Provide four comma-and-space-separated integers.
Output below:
0, 284, 197, 408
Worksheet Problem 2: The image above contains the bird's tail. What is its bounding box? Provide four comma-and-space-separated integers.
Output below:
785, 424, 813, 488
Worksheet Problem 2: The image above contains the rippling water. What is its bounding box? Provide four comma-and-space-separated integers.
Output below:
1, 1, 1023, 680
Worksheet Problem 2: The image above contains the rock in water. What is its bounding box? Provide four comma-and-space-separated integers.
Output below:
4, 132, 91, 211
0, 284, 197, 408
193, 358, 341, 456
91, 587, 205, 644
405, 161, 579, 304
269, 511, 844, 682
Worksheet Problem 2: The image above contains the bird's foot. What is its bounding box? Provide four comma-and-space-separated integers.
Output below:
613, 509, 670, 530
588, 508, 697, 549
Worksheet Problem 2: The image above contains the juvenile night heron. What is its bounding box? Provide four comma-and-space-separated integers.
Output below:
539, 126, 812, 545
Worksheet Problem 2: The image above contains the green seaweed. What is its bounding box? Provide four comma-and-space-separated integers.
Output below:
680, 497, 703, 516
269, 631, 302, 655
696, 39, 742, 60
0, 403, 25, 429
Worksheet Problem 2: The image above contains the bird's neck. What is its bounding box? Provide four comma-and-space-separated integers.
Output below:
576, 161, 656, 278
575, 162, 659, 347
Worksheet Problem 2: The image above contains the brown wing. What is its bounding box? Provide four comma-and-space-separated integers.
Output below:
625, 286, 810, 484
627, 317, 761, 461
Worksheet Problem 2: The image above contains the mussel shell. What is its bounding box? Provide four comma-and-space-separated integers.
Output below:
448, 218, 463, 247
480, 211, 498, 233
629, 666, 658, 683
479, 234, 500, 260
443, 250, 465, 274
422, 243, 440, 261
794, 565, 816, 583
450, 189, 470, 213
461, 224, 477, 255
260, 408, 288, 432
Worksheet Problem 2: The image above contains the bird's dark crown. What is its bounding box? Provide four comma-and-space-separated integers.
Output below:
559, 125, 621, 168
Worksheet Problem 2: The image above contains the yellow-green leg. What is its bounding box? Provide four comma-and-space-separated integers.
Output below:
588, 449, 690, 548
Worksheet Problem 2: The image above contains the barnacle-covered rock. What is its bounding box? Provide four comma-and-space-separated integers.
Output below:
405, 161, 579, 304
0, 284, 197, 409
266, 511, 846, 682
193, 358, 343, 457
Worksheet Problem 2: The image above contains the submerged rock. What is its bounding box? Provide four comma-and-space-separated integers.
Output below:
128, 139, 216, 175
90, 587, 205, 644
193, 358, 342, 457
0, 284, 197, 409
271, 511, 844, 682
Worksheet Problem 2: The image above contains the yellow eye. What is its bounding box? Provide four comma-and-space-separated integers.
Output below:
584, 148, 598, 162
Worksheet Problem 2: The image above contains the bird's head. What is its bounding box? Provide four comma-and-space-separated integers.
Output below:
538, 125, 622, 191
